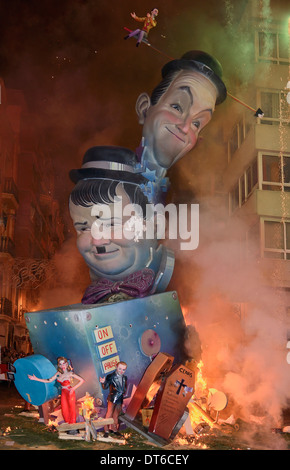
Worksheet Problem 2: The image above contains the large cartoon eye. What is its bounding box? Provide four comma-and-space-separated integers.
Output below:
192, 120, 201, 129
170, 103, 182, 113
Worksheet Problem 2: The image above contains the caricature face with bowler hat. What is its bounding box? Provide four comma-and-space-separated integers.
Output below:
69, 147, 158, 281
135, 50, 227, 171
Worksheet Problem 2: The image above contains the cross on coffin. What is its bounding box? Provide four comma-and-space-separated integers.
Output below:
175, 378, 186, 395
175, 378, 194, 396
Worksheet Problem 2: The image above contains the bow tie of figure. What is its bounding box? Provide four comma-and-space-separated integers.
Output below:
81, 268, 155, 304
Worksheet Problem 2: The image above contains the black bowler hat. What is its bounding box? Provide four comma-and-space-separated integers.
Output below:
161, 50, 227, 105
69, 146, 147, 185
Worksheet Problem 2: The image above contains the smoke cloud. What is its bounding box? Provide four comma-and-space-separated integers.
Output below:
163, 183, 290, 450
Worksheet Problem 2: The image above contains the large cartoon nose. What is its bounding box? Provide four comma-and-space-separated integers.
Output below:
91, 235, 110, 246
91, 221, 111, 245
176, 115, 192, 134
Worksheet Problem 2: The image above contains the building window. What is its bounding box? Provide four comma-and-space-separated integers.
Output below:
247, 222, 260, 259
229, 158, 258, 213
247, 159, 258, 195
261, 153, 290, 191
230, 182, 239, 213
227, 115, 252, 162
263, 219, 290, 260
259, 90, 290, 126
257, 31, 289, 65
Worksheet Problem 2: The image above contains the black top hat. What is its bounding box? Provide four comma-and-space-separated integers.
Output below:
161, 50, 227, 105
69, 146, 148, 185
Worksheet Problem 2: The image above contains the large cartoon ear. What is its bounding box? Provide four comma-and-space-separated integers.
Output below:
135, 92, 151, 124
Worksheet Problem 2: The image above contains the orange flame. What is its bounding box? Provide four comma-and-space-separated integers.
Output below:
195, 360, 207, 398
145, 381, 161, 404
80, 393, 95, 419
48, 419, 57, 427
187, 360, 216, 430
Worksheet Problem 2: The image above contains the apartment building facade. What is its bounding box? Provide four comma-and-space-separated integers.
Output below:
220, 1, 290, 336
0, 79, 64, 353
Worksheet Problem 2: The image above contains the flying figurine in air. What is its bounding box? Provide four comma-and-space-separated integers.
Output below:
124, 8, 158, 47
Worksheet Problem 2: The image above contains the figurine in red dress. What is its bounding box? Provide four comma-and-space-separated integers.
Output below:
28, 356, 84, 423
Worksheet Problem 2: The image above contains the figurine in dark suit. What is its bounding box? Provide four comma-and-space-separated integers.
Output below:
100, 361, 127, 437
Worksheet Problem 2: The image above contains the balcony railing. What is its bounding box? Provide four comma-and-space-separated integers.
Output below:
3, 177, 19, 203
0, 297, 13, 318
0, 236, 15, 257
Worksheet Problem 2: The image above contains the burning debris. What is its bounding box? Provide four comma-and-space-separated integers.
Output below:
53, 393, 126, 444
1, 426, 12, 436
120, 352, 238, 447
181, 361, 240, 444
55, 408, 129, 444
19, 352, 237, 448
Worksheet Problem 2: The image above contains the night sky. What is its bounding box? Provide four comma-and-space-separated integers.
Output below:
0, 0, 288, 210
0, 1, 242, 201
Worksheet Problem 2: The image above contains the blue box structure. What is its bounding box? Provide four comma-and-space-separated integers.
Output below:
14, 291, 187, 407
